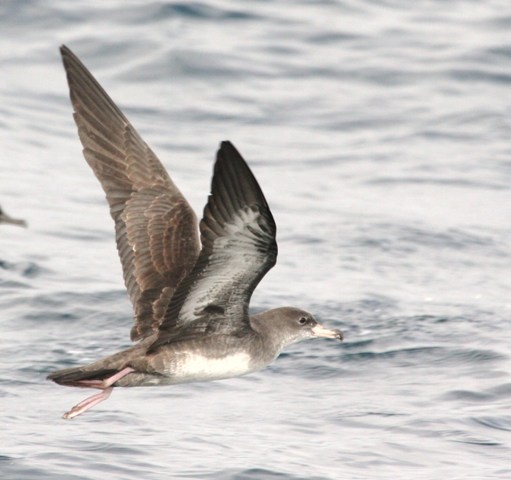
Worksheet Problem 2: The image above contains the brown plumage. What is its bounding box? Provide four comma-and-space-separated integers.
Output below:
48, 46, 343, 420
61, 45, 200, 341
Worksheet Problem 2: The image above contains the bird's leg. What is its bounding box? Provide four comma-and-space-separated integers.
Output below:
62, 366, 135, 420
63, 387, 113, 420
71, 366, 136, 389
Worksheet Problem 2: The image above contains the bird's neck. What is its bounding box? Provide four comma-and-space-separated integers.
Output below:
249, 310, 291, 362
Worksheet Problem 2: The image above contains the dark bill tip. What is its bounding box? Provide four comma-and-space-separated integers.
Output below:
311, 324, 343, 342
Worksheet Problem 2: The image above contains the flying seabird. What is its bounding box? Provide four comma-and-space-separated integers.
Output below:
0, 205, 26, 227
47, 46, 343, 420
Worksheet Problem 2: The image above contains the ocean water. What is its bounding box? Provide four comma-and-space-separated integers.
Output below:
1, 0, 510, 478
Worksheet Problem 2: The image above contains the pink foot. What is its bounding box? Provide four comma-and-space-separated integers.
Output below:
62, 366, 135, 420
63, 387, 113, 420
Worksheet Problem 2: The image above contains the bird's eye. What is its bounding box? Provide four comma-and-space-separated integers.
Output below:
298, 316, 308, 325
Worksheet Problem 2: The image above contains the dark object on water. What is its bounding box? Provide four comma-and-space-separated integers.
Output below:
47, 46, 343, 420
0, 205, 26, 227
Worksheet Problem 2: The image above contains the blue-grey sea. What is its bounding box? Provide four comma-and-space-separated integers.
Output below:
1, 1, 510, 479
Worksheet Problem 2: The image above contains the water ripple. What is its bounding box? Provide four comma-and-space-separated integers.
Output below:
1, 0, 511, 478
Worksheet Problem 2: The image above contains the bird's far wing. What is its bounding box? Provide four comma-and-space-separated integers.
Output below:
60, 45, 201, 341
149, 141, 277, 351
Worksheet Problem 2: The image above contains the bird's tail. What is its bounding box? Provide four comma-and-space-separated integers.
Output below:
47, 366, 120, 387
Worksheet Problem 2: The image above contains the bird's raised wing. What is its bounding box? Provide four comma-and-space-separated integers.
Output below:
60, 45, 200, 341
149, 141, 277, 351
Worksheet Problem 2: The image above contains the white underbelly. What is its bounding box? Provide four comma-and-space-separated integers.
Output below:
169, 351, 253, 383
